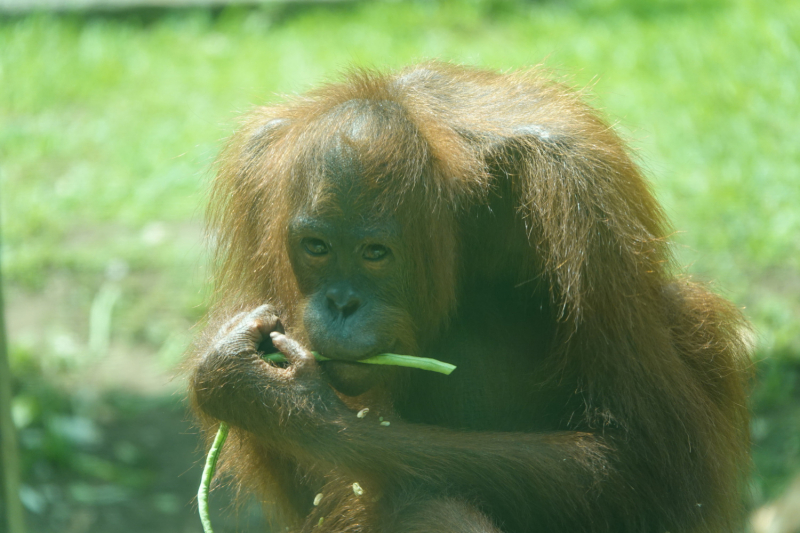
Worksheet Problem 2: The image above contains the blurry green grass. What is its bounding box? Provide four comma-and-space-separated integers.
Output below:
1, 0, 799, 501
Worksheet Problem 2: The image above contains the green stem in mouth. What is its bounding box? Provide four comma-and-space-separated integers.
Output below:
263, 351, 456, 375
198, 352, 455, 533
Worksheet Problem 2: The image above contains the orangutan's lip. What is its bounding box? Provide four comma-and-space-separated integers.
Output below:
319, 358, 382, 397
321, 359, 377, 369
315, 344, 395, 363
319, 359, 382, 376
319, 356, 378, 366
318, 357, 386, 375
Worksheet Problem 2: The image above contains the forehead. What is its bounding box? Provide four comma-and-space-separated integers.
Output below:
285, 98, 425, 231
292, 140, 396, 234
299, 131, 393, 218
295, 99, 420, 190
289, 208, 401, 244
321, 141, 370, 195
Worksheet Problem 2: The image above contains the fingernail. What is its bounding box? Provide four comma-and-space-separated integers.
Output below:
270, 331, 280, 339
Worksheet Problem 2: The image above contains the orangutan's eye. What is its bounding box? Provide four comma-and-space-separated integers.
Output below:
363, 244, 389, 261
302, 238, 329, 256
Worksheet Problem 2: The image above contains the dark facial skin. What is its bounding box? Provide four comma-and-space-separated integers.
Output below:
286, 149, 414, 396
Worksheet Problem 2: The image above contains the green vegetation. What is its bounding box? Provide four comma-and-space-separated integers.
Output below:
1, 0, 798, 526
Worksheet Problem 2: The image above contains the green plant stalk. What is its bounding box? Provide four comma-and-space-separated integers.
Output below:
198, 420, 229, 533
198, 352, 455, 533
266, 351, 456, 374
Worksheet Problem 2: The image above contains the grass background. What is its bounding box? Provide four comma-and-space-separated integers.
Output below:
1, 0, 799, 531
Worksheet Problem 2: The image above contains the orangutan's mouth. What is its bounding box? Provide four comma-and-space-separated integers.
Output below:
320, 360, 383, 397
